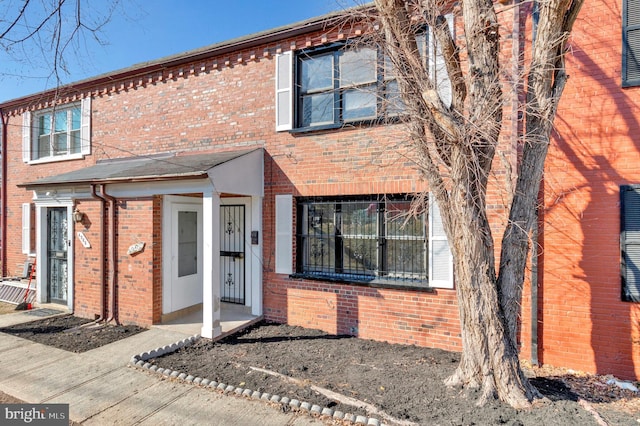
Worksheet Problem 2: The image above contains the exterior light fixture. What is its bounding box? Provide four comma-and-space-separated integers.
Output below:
73, 208, 84, 223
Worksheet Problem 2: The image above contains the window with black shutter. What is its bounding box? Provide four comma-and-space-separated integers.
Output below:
623, 0, 640, 86
621, 185, 640, 302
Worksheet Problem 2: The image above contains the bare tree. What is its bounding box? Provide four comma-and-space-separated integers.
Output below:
0, 0, 120, 93
370, 0, 584, 408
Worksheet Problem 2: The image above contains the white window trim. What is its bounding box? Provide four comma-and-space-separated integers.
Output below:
23, 97, 91, 164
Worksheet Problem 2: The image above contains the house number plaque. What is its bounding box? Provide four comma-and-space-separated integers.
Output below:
77, 232, 91, 248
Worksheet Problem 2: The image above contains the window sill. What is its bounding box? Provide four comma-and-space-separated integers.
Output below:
28, 153, 85, 165
288, 123, 344, 134
289, 272, 436, 293
289, 116, 404, 135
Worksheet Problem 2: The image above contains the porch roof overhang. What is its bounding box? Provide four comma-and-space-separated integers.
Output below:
19, 148, 264, 196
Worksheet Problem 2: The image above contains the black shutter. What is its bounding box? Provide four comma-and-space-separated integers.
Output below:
621, 185, 640, 302
623, 0, 640, 86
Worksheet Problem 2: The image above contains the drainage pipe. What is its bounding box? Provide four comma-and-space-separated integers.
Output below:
1, 109, 7, 278
90, 184, 106, 321
99, 184, 118, 324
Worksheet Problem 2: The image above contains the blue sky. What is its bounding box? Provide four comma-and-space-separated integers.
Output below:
0, 0, 358, 103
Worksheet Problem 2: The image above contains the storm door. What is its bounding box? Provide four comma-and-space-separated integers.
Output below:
47, 207, 68, 303
169, 203, 203, 312
220, 205, 245, 304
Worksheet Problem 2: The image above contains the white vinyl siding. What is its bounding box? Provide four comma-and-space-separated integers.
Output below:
275, 194, 293, 274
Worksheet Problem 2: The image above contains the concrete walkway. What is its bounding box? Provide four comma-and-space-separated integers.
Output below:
0, 309, 325, 425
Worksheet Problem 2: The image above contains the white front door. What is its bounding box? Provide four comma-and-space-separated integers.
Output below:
163, 197, 203, 314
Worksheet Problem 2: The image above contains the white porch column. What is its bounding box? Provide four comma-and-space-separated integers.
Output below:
202, 190, 222, 338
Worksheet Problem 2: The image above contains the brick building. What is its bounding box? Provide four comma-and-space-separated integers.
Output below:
0, 1, 638, 380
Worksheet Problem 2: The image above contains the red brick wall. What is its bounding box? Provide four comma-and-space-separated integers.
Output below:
70, 194, 162, 326
113, 197, 158, 326
73, 199, 104, 319
535, 0, 640, 380
264, 273, 460, 350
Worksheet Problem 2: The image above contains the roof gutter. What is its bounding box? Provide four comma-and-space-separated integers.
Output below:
18, 173, 210, 189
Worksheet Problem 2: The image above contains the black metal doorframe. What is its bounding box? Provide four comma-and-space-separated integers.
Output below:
220, 205, 245, 304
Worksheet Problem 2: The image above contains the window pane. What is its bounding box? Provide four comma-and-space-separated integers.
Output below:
303, 203, 336, 272
38, 114, 51, 136
54, 110, 67, 132
178, 211, 198, 277
54, 133, 68, 155
386, 239, 426, 278
340, 48, 376, 87
386, 202, 425, 238
384, 55, 396, 80
302, 92, 334, 126
343, 85, 377, 121
71, 107, 81, 130
343, 237, 377, 275
38, 135, 50, 158
341, 202, 377, 236
385, 80, 405, 116
301, 54, 333, 92
70, 130, 81, 154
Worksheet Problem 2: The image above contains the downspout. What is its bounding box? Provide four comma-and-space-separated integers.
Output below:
530, 0, 541, 366
1, 108, 7, 278
531, 195, 540, 365
90, 184, 106, 321
99, 184, 118, 324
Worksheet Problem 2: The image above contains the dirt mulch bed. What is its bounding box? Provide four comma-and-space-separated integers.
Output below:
1, 313, 637, 425
149, 322, 640, 426
0, 313, 146, 353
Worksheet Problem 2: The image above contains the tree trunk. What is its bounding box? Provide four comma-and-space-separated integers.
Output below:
372, 0, 584, 409
440, 148, 539, 408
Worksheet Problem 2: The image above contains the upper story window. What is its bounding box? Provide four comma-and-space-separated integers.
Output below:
623, 0, 640, 87
22, 97, 91, 164
275, 15, 453, 132
297, 45, 404, 129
